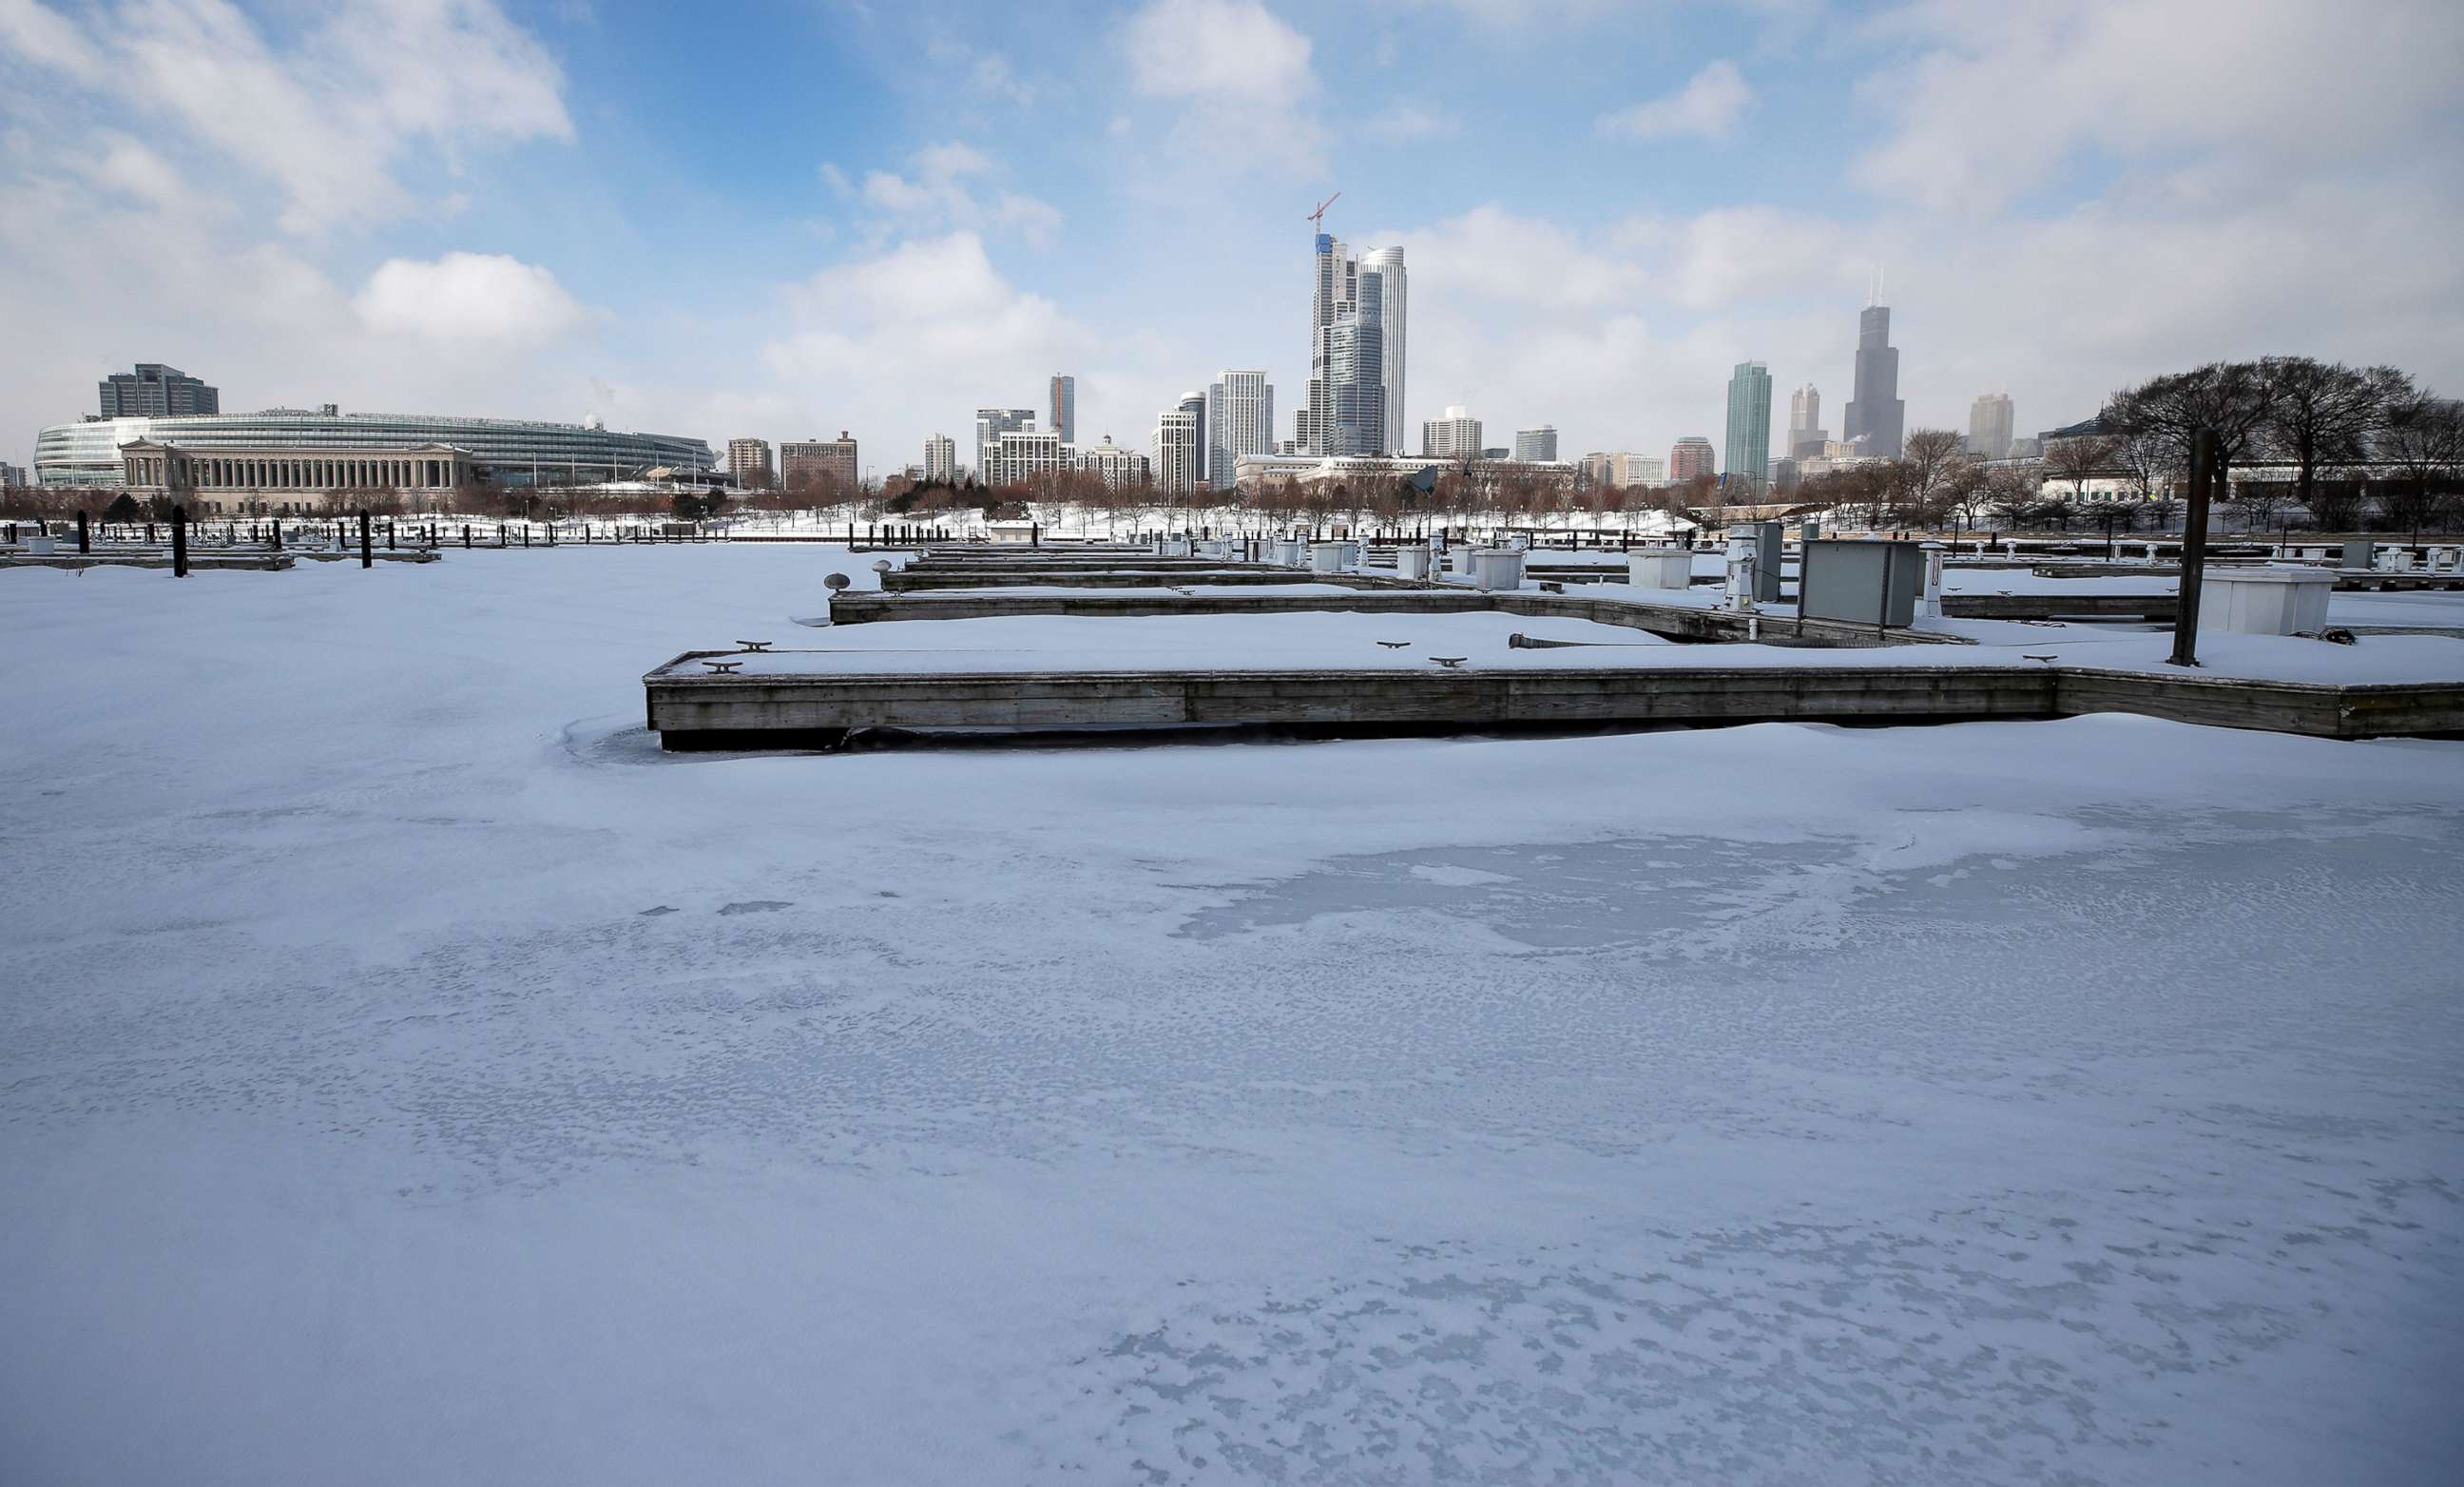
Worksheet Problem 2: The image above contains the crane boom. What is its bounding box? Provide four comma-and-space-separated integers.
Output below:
1306, 192, 1340, 233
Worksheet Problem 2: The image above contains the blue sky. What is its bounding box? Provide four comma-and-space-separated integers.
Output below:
4, 0, 2461, 473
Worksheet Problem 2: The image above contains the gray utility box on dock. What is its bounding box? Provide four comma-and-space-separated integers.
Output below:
2340, 539, 2374, 570
1800, 539, 1924, 628
1752, 521, 1784, 603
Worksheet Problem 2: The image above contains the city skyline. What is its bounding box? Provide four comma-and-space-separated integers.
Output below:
1, 1, 2457, 476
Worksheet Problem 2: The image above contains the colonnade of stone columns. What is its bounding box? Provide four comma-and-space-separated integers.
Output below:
127, 452, 458, 491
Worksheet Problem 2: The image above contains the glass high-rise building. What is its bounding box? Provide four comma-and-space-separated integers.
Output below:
1357, 246, 1406, 455
1724, 361, 1773, 491
1843, 302, 1905, 458
1204, 370, 1273, 494
1304, 232, 1404, 456
100, 363, 218, 417
1512, 425, 1559, 463
1177, 391, 1206, 485
1048, 376, 1076, 447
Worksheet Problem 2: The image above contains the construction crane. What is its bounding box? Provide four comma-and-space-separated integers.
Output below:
1306, 192, 1340, 234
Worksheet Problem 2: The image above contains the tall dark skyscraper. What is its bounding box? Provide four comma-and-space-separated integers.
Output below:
1048, 375, 1076, 447
1843, 299, 1904, 458
100, 362, 218, 417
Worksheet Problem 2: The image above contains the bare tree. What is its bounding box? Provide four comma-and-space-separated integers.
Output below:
2101, 361, 2276, 545
2259, 357, 2411, 523
2043, 435, 2116, 503
1899, 428, 1970, 512
2110, 425, 2172, 506
2379, 393, 2464, 537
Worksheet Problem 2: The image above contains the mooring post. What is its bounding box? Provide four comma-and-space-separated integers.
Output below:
462, 525, 471, 549
2169, 429, 2220, 668
77, 510, 89, 553
171, 505, 189, 578
358, 509, 373, 569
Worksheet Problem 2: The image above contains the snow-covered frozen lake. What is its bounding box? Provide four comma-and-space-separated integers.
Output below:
4, 546, 2461, 1485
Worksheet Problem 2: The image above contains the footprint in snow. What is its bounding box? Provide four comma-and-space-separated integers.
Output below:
718, 900, 794, 916
637, 905, 679, 917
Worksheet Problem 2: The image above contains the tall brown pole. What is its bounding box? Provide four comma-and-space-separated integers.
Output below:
2168, 429, 2219, 667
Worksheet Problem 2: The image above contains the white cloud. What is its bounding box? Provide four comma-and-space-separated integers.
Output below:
1118, 0, 1324, 176
1381, 169, 2464, 471
4, 0, 571, 233
857, 142, 1061, 247
0, 0, 104, 80
1123, 0, 1314, 104
760, 234, 1090, 453
922, 37, 1037, 107
911, 141, 992, 179
1853, 0, 2463, 209
1597, 59, 1750, 141
1395, 204, 1647, 312
354, 252, 589, 344
1613, 206, 1852, 311
1363, 104, 1459, 144
990, 193, 1064, 247
970, 52, 1035, 106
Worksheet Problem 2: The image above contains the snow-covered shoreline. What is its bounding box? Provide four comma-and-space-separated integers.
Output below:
5, 546, 2460, 1485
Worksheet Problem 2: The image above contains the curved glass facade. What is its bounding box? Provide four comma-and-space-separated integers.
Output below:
35, 410, 715, 488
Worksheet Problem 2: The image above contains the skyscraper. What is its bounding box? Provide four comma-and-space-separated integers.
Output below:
1204, 370, 1274, 492
1843, 297, 1905, 459
725, 437, 773, 487
1152, 407, 1200, 494
1787, 383, 1829, 457
1421, 406, 1482, 459
1049, 376, 1076, 447
1358, 246, 1407, 454
923, 433, 956, 484
100, 362, 218, 417
1669, 435, 1715, 481
974, 407, 1035, 475
1177, 391, 1206, 485
1304, 229, 1405, 456
1968, 393, 2014, 459
1724, 361, 1773, 491
1513, 426, 1559, 462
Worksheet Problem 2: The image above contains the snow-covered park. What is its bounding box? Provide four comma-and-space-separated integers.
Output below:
4, 545, 2460, 1484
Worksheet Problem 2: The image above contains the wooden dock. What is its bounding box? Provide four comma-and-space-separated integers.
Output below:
643, 651, 2464, 748
0, 552, 297, 572
818, 587, 1963, 647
